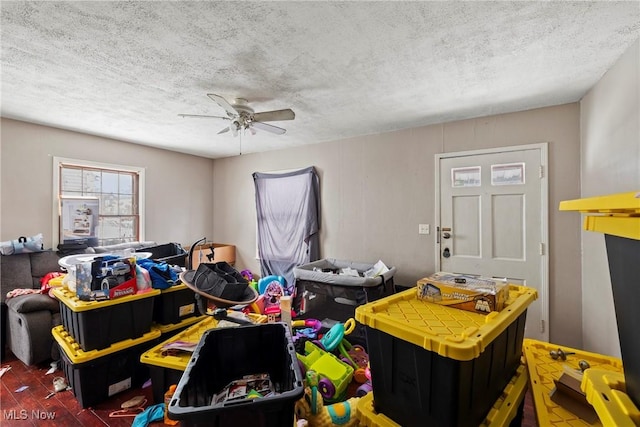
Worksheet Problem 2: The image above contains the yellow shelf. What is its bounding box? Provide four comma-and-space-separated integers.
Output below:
523, 338, 624, 426
559, 191, 640, 214
583, 215, 640, 240
582, 369, 640, 427
560, 191, 640, 240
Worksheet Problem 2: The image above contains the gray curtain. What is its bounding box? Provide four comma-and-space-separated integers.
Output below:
253, 166, 320, 295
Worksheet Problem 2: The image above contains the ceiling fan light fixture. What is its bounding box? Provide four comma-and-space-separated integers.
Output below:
179, 94, 295, 138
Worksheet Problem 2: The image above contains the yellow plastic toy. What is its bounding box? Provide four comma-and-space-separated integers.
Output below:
295, 371, 360, 427
297, 340, 354, 401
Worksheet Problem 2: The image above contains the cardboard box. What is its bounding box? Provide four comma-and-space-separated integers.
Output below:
187, 243, 236, 268
416, 272, 508, 314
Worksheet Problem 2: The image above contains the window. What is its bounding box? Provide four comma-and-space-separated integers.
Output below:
53, 157, 145, 247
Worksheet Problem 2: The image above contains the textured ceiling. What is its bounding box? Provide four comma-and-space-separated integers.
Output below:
2, 2, 639, 159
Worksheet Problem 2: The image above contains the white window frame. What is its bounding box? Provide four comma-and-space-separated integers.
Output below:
52, 156, 146, 248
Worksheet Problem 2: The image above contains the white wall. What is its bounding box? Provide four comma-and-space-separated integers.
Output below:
213, 104, 583, 347
580, 39, 640, 357
0, 118, 214, 248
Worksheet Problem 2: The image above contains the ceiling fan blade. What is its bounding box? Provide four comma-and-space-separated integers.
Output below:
217, 126, 230, 134
253, 109, 295, 122
252, 121, 286, 135
178, 114, 229, 120
207, 94, 239, 118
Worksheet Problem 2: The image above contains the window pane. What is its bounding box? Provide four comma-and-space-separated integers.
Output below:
121, 217, 135, 238
61, 168, 82, 192
119, 195, 133, 215
101, 194, 118, 215
83, 170, 101, 193
102, 172, 119, 194
100, 217, 121, 239
119, 174, 133, 195
58, 161, 141, 245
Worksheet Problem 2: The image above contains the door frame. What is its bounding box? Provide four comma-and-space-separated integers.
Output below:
434, 142, 549, 339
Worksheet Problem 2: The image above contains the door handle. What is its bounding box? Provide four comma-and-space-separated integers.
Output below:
442, 227, 452, 239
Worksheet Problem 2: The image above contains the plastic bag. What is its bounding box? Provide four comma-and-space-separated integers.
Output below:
136, 265, 152, 290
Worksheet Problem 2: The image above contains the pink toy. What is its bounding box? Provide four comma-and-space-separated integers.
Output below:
258, 275, 286, 313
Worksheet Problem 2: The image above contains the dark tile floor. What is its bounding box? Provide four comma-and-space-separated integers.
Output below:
1, 349, 538, 426
0, 351, 162, 427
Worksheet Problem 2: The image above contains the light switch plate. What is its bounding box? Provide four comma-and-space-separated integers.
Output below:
418, 224, 430, 234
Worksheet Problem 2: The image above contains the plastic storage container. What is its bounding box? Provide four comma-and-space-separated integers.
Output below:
294, 258, 396, 345
153, 283, 198, 325
141, 313, 267, 403
52, 324, 161, 408
168, 323, 304, 427
294, 258, 396, 305
560, 191, 640, 409
138, 242, 187, 267
523, 338, 625, 426
154, 314, 205, 339
582, 368, 640, 426
356, 364, 529, 427
52, 287, 159, 352
355, 284, 536, 427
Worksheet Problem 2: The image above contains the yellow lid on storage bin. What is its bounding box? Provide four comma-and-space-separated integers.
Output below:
141, 312, 267, 371
582, 369, 640, 427
480, 364, 529, 427
559, 191, 640, 240
355, 284, 536, 361
158, 282, 189, 294
52, 286, 160, 312
52, 324, 161, 364
153, 314, 206, 335
523, 338, 624, 426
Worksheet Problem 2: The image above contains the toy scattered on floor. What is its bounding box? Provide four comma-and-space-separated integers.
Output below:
316, 319, 370, 383
343, 345, 369, 383
259, 275, 286, 312
211, 373, 275, 405
355, 364, 373, 397
240, 269, 254, 281
292, 318, 322, 342
295, 370, 360, 427
297, 341, 354, 401
109, 395, 147, 418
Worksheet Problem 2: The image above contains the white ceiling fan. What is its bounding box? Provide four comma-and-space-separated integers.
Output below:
179, 94, 295, 137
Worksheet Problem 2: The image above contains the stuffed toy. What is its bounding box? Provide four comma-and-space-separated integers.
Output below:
294, 371, 360, 427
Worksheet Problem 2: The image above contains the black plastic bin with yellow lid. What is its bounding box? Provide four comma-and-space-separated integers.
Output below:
560, 190, 640, 415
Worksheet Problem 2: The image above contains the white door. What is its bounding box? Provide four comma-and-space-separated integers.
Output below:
436, 144, 548, 341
